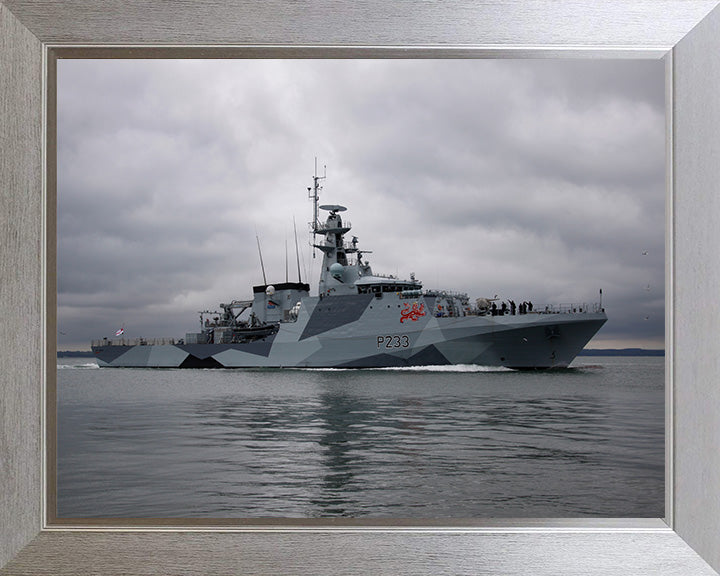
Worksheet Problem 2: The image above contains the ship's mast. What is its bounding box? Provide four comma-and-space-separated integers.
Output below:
305, 161, 366, 297
308, 158, 326, 253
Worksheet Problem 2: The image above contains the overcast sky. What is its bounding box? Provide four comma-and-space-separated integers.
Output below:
57, 58, 665, 351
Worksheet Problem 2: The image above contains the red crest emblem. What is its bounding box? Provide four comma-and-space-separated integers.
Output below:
400, 302, 426, 323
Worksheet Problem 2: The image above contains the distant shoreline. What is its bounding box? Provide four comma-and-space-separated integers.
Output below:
578, 348, 664, 357
58, 348, 665, 358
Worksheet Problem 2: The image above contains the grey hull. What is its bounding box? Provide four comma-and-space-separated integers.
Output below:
92, 293, 607, 369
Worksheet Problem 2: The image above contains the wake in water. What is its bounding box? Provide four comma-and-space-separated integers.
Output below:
57, 363, 99, 370
296, 364, 514, 373
566, 364, 606, 372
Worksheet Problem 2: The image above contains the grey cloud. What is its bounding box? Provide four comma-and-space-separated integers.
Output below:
57, 58, 664, 351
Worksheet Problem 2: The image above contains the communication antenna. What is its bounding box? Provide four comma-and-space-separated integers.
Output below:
255, 230, 267, 285
293, 216, 302, 282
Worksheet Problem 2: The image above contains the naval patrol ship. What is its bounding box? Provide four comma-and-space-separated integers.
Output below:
92, 169, 607, 369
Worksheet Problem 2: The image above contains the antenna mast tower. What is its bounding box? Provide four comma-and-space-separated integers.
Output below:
308, 158, 326, 257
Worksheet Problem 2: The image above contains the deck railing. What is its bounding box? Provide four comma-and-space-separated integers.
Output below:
536, 302, 604, 314
468, 301, 604, 317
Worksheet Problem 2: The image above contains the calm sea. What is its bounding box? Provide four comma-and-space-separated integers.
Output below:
56, 356, 664, 518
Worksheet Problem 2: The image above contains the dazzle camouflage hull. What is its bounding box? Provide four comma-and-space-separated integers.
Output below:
93, 297, 606, 369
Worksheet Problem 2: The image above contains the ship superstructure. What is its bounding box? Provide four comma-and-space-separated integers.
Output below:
92, 167, 607, 369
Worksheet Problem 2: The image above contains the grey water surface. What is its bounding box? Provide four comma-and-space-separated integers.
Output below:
57, 356, 664, 518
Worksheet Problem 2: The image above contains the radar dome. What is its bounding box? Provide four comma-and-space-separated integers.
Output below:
329, 263, 344, 279
265, 285, 275, 296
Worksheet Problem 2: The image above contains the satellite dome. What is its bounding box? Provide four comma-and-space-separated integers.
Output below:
329, 263, 344, 279
266, 285, 275, 296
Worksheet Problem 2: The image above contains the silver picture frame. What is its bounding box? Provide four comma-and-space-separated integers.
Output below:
2, 1, 720, 574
